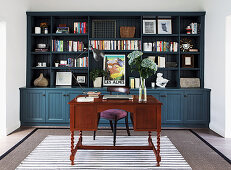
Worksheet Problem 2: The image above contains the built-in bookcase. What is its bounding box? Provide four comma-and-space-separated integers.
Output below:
26, 12, 205, 88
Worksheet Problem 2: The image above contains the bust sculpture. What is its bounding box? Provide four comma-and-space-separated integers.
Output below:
156, 73, 169, 88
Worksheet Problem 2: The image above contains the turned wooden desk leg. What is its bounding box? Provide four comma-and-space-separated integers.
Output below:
148, 131, 152, 146
79, 131, 83, 144
70, 131, 75, 165
156, 131, 161, 166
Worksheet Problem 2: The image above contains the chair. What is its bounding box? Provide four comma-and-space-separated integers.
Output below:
93, 87, 131, 146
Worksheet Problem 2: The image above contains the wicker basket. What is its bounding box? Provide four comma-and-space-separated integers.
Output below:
120, 26, 136, 38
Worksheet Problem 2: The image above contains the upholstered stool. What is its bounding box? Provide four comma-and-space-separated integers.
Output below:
93, 87, 131, 146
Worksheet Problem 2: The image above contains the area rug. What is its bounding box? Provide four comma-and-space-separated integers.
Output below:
16, 135, 191, 169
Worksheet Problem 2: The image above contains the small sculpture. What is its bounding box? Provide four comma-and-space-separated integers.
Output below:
156, 73, 169, 88
34, 73, 49, 87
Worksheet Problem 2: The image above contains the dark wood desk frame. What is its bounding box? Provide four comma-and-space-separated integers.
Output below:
68, 95, 162, 166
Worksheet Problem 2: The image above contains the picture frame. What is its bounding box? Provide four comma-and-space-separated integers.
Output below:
73, 73, 88, 86
143, 20, 156, 34
182, 55, 194, 68
103, 54, 126, 86
157, 19, 172, 34
56, 72, 72, 86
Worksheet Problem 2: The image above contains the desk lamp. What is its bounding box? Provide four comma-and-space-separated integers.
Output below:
70, 45, 104, 102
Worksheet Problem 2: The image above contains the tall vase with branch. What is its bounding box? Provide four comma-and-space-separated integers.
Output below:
127, 51, 157, 102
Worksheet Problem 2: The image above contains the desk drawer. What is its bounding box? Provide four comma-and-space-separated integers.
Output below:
97, 105, 134, 113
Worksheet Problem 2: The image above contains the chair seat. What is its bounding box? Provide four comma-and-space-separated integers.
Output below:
100, 109, 127, 120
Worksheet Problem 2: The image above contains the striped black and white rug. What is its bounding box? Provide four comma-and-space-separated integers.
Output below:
17, 136, 191, 169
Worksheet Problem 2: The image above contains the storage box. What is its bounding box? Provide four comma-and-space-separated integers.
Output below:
180, 78, 200, 88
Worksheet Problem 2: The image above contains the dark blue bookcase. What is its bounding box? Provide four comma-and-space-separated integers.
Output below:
21, 11, 210, 127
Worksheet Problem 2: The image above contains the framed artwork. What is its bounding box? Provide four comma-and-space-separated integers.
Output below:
56, 72, 72, 86
182, 55, 194, 68
157, 19, 172, 34
103, 54, 126, 86
143, 20, 156, 34
73, 73, 88, 86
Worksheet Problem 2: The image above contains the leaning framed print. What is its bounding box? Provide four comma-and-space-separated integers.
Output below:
73, 73, 88, 86
56, 72, 72, 86
103, 54, 126, 86
182, 54, 194, 68
157, 19, 172, 34
143, 20, 156, 34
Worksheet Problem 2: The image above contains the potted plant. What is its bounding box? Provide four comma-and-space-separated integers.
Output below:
127, 51, 157, 102
90, 69, 108, 88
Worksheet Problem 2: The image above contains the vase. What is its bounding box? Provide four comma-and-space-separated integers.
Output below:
93, 77, 102, 88
34, 73, 49, 87
139, 77, 147, 102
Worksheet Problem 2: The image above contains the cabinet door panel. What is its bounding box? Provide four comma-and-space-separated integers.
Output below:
184, 92, 207, 123
21, 90, 46, 122
160, 92, 183, 124
46, 90, 65, 122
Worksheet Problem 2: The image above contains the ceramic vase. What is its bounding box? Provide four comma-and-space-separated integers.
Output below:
93, 77, 102, 88
34, 73, 49, 87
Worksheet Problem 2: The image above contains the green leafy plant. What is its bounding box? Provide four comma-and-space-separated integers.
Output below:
127, 51, 157, 79
90, 69, 108, 81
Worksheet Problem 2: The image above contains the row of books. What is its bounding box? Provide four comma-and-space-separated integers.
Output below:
143, 41, 178, 52
63, 57, 88, 67
74, 22, 87, 34
52, 40, 85, 52
67, 41, 85, 52
90, 40, 142, 51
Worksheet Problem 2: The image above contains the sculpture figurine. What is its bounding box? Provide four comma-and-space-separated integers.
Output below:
156, 73, 169, 88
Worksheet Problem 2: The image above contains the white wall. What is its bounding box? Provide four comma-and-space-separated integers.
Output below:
29, 0, 203, 11
203, 0, 231, 137
0, 0, 30, 135
0, 20, 7, 136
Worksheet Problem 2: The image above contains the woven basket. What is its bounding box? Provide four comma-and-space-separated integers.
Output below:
120, 26, 136, 38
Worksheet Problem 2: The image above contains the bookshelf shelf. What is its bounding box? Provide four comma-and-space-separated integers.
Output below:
181, 52, 200, 55
51, 52, 86, 54
31, 52, 51, 55
142, 34, 179, 37
32, 34, 52, 37
158, 68, 178, 71
142, 51, 179, 55
51, 67, 88, 70
180, 34, 200, 37
52, 33, 88, 37
32, 67, 50, 70
180, 68, 200, 70
89, 38, 141, 40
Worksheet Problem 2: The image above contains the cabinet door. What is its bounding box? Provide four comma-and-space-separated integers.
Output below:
184, 91, 208, 123
46, 90, 66, 122
160, 92, 183, 124
20, 90, 46, 122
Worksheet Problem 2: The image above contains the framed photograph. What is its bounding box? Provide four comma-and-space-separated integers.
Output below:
103, 54, 126, 86
56, 72, 72, 86
143, 20, 156, 34
182, 55, 194, 68
73, 73, 88, 86
157, 19, 172, 34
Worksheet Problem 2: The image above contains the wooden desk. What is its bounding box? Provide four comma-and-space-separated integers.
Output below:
68, 95, 162, 166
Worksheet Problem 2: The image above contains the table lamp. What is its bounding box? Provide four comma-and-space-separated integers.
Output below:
70, 45, 104, 102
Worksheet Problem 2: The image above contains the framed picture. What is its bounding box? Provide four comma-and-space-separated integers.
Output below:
73, 73, 88, 86
103, 54, 126, 86
157, 19, 172, 34
56, 72, 72, 86
182, 55, 194, 68
143, 20, 156, 34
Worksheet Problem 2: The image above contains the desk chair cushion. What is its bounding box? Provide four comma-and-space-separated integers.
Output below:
100, 109, 127, 120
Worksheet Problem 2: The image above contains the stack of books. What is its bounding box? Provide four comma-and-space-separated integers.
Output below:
87, 91, 101, 98
74, 22, 87, 34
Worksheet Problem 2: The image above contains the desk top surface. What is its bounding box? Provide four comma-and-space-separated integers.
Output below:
68, 95, 162, 105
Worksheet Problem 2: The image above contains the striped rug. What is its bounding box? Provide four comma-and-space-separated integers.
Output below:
17, 136, 191, 170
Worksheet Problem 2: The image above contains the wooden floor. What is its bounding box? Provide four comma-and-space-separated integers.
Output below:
0, 127, 231, 161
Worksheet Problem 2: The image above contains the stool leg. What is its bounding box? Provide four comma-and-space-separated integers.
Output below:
93, 114, 100, 140
125, 114, 130, 136
109, 120, 113, 133
113, 119, 117, 146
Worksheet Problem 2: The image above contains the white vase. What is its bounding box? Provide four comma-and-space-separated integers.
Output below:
93, 77, 102, 88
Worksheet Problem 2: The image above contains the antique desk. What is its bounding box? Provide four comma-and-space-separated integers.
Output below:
68, 95, 162, 166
